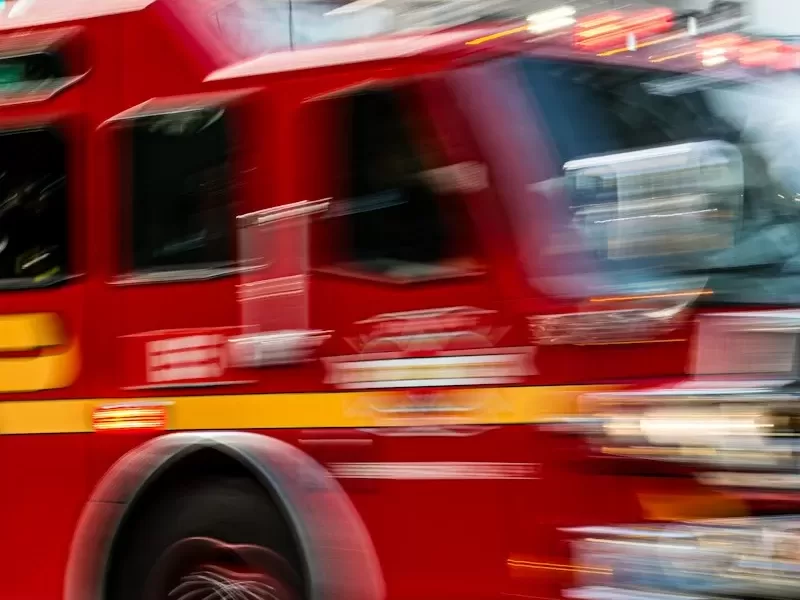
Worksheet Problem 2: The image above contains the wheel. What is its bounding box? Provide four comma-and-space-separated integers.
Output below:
106, 477, 304, 600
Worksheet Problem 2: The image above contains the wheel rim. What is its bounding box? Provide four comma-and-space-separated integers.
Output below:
145, 537, 301, 600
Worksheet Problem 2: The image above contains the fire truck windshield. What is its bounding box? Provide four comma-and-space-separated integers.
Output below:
212, 0, 396, 54
516, 57, 800, 306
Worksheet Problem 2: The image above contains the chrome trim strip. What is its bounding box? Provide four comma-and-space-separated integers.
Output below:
110, 264, 258, 285
229, 330, 330, 368
530, 300, 689, 347
237, 199, 330, 227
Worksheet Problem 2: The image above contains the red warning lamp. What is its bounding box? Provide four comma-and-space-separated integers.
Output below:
696, 33, 745, 67
574, 8, 674, 51
738, 39, 799, 70
697, 33, 745, 48
738, 39, 781, 66
690, 33, 800, 71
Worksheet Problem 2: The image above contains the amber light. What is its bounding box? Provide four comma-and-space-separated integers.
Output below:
92, 402, 170, 432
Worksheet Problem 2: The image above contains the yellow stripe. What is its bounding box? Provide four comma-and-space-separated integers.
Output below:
0, 385, 608, 435
0, 398, 93, 434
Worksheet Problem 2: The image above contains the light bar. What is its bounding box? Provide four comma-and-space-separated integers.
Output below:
573, 8, 673, 51
527, 6, 576, 35
737, 38, 800, 70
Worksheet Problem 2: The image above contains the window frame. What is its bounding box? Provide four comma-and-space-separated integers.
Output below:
0, 27, 90, 108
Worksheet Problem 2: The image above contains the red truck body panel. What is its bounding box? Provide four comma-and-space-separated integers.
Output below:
0, 2, 757, 599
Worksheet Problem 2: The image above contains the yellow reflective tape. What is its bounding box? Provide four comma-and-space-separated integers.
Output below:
0, 385, 612, 436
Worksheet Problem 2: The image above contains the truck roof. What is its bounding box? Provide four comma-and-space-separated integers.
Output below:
205, 27, 499, 81
202, 22, 700, 84
0, 0, 777, 83
0, 0, 157, 29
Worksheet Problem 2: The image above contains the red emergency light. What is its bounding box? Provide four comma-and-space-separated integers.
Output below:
518, 3, 800, 73
695, 34, 800, 70
573, 8, 674, 51
738, 39, 800, 70
696, 33, 745, 66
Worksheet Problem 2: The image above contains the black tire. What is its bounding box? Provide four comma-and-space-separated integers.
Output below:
106, 476, 304, 600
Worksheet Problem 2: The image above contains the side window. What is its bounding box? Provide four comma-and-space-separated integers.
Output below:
328, 87, 477, 281
0, 126, 68, 284
124, 107, 233, 273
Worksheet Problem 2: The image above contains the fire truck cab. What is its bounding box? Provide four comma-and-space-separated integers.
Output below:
0, 0, 799, 599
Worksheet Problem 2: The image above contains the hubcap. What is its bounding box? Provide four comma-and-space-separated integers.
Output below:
146, 537, 300, 600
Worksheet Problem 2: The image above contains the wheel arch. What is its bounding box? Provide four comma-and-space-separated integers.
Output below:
64, 431, 384, 600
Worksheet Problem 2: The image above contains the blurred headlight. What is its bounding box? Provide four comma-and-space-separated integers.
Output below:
581, 389, 800, 471
605, 405, 772, 447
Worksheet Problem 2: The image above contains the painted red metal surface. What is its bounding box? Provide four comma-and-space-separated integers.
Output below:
0, 2, 761, 600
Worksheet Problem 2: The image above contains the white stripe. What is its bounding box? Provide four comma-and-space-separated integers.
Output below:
329, 461, 539, 480
327, 353, 532, 388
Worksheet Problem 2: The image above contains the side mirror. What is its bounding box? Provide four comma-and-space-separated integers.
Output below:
564, 140, 744, 267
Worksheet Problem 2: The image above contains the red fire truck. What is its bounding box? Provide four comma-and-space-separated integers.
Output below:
0, 0, 799, 599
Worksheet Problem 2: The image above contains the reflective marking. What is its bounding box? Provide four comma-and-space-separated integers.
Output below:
329, 461, 539, 480
146, 335, 227, 383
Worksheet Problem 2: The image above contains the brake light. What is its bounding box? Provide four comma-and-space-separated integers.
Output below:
574, 8, 673, 50
92, 402, 170, 432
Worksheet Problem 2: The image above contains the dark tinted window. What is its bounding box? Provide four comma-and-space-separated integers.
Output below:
0, 127, 68, 284
519, 58, 738, 164
332, 89, 464, 280
127, 108, 233, 272
0, 52, 67, 90
0, 52, 65, 82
